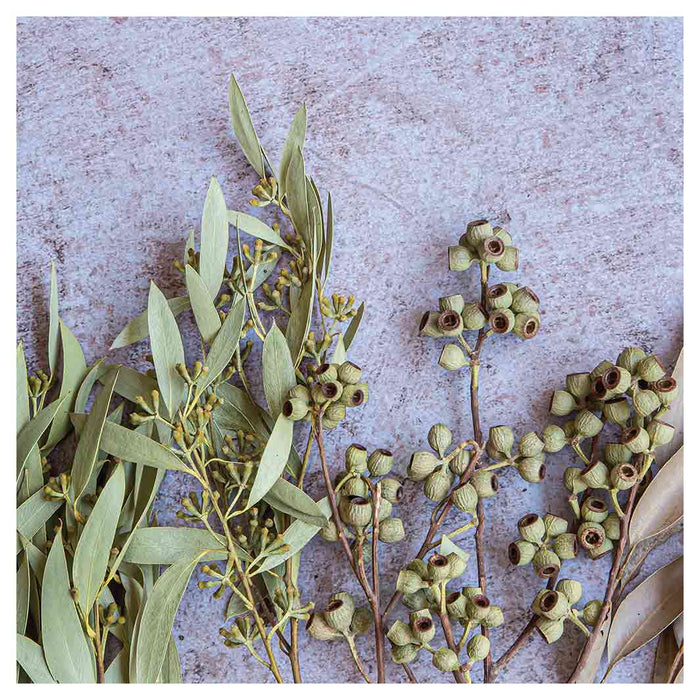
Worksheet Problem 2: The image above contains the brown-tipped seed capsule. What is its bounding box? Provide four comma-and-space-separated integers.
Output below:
483, 605, 505, 628
350, 607, 373, 636
378, 517, 405, 543
410, 610, 436, 643
653, 377, 678, 406
513, 313, 540, 340
423, 469, 453, 502
602, 513, 621, 540
337, 361, 362, 385
466, 594, 492, 622
581, 497, 609, 524
306, 612, 344, 641
519, 431, 545, 457
481, 236, 506, 263
486, 283, 512, 310
396, 569, 427, 595
621, 426, 651, 454
345, 444, 368, 471
532, 589, 569, 620
508, 539, 537, 566
312, 381, 342, 404
462, 302, 488, 330
437, 309, 464, 337
387, 620, 414, 646
566, 372, 592, 400
589, 537, 614, 560
379, 478, 403, 504
582, 600, 604, 626
636, 354, 666, 382
602, 366, 632, 395
556, 579, 583, 605
493, 225, 513, 245
448, 245, 476, 272
535, 616, 565, 644
439, 294, 465, 314
489, 309, 515, 334
324, 401, 346, 424
419, 311, 444, 338
340, 384, 367, 407
495, 246, 519, 271
553, 533, 579, 560
633, 388, 661, 417
445, 591, 468, 620
544, 513, 569, 539
550, 390, 577, 417
518, 513, 546, 543
590, 375, 611, 401
407, 558, 430, 579
407, 451, 440, 482
282, 397, 309, 421
314, 363, 338, 383
339, 496, 373, 528
603, 397, 631, 426
463, 586, 483, 599
617, 347, 647, 375
517, 457, 546, 483
467, 634, 491, 661
610, 463, 638, 490
578, 521, 606, 551
289, 384, 311, 402
427, 553, 452, 582
647, 419, 675, 446
488, 425, 515, 458
391, 643, 419, 664
470, 470, 499, 498
368, 448, 393, 476
574, 409, 604, 438
590, 360, 614, 380
511, 286, 540, 314
452, 482, 479, 514
532, 548, 561, 579
604, 442, 633, 468
439, 343, 469, 371
543, 424, 567, 453
446, 552, 467, 580
325, 593, 354, 631
428, 423, 453, 456
580, 461, 610, 489
465, 219, 493, 247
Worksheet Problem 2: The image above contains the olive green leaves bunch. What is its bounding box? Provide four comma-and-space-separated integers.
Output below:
530, 581, 601, 644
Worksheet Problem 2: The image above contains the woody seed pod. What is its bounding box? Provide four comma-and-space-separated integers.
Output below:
313, 380, 343, 404
519, 431, 545, 457
282, 398, 309, 421
379, 478, 403, 504
428, 423, 453, 456
532, 589, 569, 620
495, 246, 519, 271
580, 461, 609, 489
564, 467, 587, 495
392, 643, 420, 664
337, 361, 362, 385
610, 463, 638, 490
289, 384, 311, 402
566, 372, 591, 400
463, 586, 483, 599
376, 496, 393, 521
419, 311, 444, 338
465, 219, 493, 247
351, 607, 373, 636
489, 309, 515, 334
493, 225, 513, 244
320, 519, 340, 542
535, 617, 565, 644
470, 470, 499, 498
556, 579, 583, 605
322, 417, 340, 431
368, 448, 394, 476
462, 302, 488, 330
589, 537, 614, 560
517, 457, 547, 483
452, 482, 479, 514
445, 591, 468, 620
532, 548, 561, 579
481, 236, 506, 263
544, 513, 569, 539
488, 425, 515, 458
345, 444, 368, 471
396, 569, 427, 595
439, 294, 465, 314
446, 552, 467, 579
439, 343, 469, 371
653, 377, 678, 406
448, 245, 476, 272
314, 363, 338, 383
604, 442, 633, 467
582, 600, 603, 626
550, 390, 577, 416
543, 424, 567, 453
636, 354, 666, 382
427, 553, 452, 582
574, 409, 604, 438
590, 375, 611, 401
513, 313, 540, 340
603, 397, 631, 426
437, 309, 464, 337
306, 613, 343, 641
563, 420, 577, 438
340, 384, 366, 407
552, 533, 579, 560
408, 451, 439, 481
617, 347, 647, 374
378, 517, 405, 543
407, 558, 430, 579
509, 286, 540, 315
449, 449, 470, 475
508, 539, 537, 566
647, 419, 675, 446
410, 610, 436, 643
486, 283, 512, 310
622, 426, 650, 453
466, 594, 492, 622
339, 496, 373, 528
483, 605, 505, 628
324, 401, 346, 424
578, 521, 606, 551
343, 475, 369, 498
632, 388, 661, 417
590, 360, 614, 380
387, 620, 414, 646
433, 647, 460, 672
581, 497, 609, 524
467, 634, 491, 661
602, 366, 632, 395
518, 514, 545, 543
402, 590, 430, 612
424, 470, 453, 502
324, 592, 355, 631
603, 513, 621, 540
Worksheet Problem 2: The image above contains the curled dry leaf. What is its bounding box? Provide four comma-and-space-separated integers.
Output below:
652, 626, 678, 683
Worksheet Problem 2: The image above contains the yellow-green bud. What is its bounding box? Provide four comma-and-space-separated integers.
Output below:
368, 448, 393, 476
556, 579, 583, 605
424, 470, 453, 502
463, 586, 483, 599
462, 302, 488, 330
486, 283, 513, 310
427, 553, 452, 582
397, 569, 427, 595
519, 431, 545, 457
488, 425, 514, 458
532, 548, 561, 579
532, 589, 569, 620
603, 513, 621, 540
387, 620, 414, 646
452, 482, 478, 514
350, 607, 373, 636
489, 309, 515, 334
580, 461, 609, 489
337, 361, 362, 385
604, 442, 633, 467
428, 423, 453, 456
419, 311, 444, 338
578, 521, 606, 552
378, 517, 405, 543
448, 244, 476, 272
582, 600, 604, 626
566, 372, 591, 400
603, 397, 631, 425
518, 513, 546, 543
306, 612, 343, 641
391, 643, 419, 664
439, 343, 468, 371
410, 610, 436, 643
552, 533, 579, 560
617, 347, 646, 374
345, 443, 368, 471
324, 592, 355, 631
581, 497, 609, 524
511, 286, 540, 314
550, 390, 577, 416
544, 513, 569, 538
542, 424, 567, 453
610, 463, 638, 490
508, 539, 537, 566
636, 354, 666, 382
622, 426, 650, 453
589, 537, 614, 560
495, 246, 519, 271
339, 496, 373, 528
379, 478, 403, 504
513, 313, 540, 340
483, 605, 505, 628
376, 496, 393, 521
433, 647, 459, 673
535, 616, 565, 644
439, 294, 465, 314
648, 419, 675, 446
467, 634, 491, 661
653, 377, 678, 406
574, 409, 604, 438
517, 456, 546, 483
632, 388, 661, 417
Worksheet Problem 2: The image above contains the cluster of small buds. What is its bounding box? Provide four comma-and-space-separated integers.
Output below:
448, 220, 519, 273
177, 490, 213, 523
27, 368, 52, 399
321, 443, 405, 543
281, 361, 368, 431
173, 245, 199, 273
407, 424, 487, 506
306, 592, 372, 641
42, 472, 71, 502
485, 424, 554, 484
319, 293, 359, 322
507, 513, 574, 579
249, 176, 278, 207
530, 580, 602, 644
99, 602, 126, 629
220, 616, 259, 648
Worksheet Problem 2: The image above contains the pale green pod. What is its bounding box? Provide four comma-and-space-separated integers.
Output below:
445, 591, 468, 620
396, 569, 427, 594
283, 397, 310, 421
433, 647, 460, 672
563, 467, 587, 495
462, 302, 488, 330
552, 533, 578, 560
590, 374, 612, 402
636, 354, 666, 382
306, 612, 344, 641
403, 590, 430, 611
577, 521, 606, 552
532, 589, 569, 620
633, 388, 661, 417
325, 592, 355, 631
379, 477, 404, 504
648, 419, 675, 446
465, 594, 492, 622
513, 313, 540, 340
379, 517, 405, 543
419, 310, 444, 338
489, 308, 515, 334
602, 513, 621, 540
535, 616, 565, 644
470, 470, 499, 498
580, 460, 609, 489
387, 620, 414, 646
446, 552, 467, 579
488, 424, 515, 458
480, 236, 506, 263
543, 424, 567, 453
556, 579, 583, 605
550, 390, 577, 416
410, 610, 436, 644
351, 607, 373, 636
448, 244, 476, 272
517, 456, 546, 483
289, 384, 311, 402
604, 442, 633, 467
439, 294, 465, 314
312, 380, 343, 404
519, 431, 545, 457
609, 463, 638, 491
453, 482, 478, 513
482, 605, 505, 628
493, 225, 513, 245
325, 401, 347, 424
508, 539, 537, 566
337, 361, 362, 385
582, 600, 603, 626
345, 443, 368, 471
495, 246, 519, 271
391, 643, 419, 664
590, 360, 614, 380
566, 372, 592, 400
463, 586, 483, 599
617, 347, 646, 374
518, 513, 546, 543
574, 409, 604, 438
407, 559, 430, 579
439, 343, 469, 371
407, 451, 440, 482
427, 553, 452, 582
603, 397, 631, 425
343, 475, 369, 498
532, 548, 561, 578
544, 513, 569, 539
563, 420, 577, 438
368, 448, 393, 476
511, 286, 541, 314
466, 634, 491, 661
376, 496, 393, 521
315, 362, 339, 383
320, 519, 340, 542
423, 469, 454, 502
486, 283, 513, 310
602, 366, 632, 395
581, 497, 609, 524
589, 536, 614, 560
428, 423, 453, 456
340, 383, 367, 407
465, 219, 493, 248
653, 377, 678, 406
437, 309, 464, 337
449, 449, 471, 475
339, 495, 373, 528
322, 417, 340, 431
622, 426, 650, 453
424, 584, 442, 609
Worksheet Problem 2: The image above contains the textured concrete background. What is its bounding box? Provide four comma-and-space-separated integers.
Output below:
17, 17, 683, 683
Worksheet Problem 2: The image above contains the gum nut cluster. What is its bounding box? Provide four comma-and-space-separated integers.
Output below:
530, 580, 604, 644
282, 360, 369, 431
407, 424, 492, 506
486, 424, 554, 484
320, 443, 406, 544
507, 513, 576, 579
306, 592, 373, 642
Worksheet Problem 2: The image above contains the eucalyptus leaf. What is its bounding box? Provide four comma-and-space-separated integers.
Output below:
307, 176, 324, 257
228, 73, 265, 177
285, 147, 310, 248
41, 530, 95, 683
122, 527, 229, 565
262, 321, 297, 419
246, 414, 294, 509
264, 478, 329, 527
184, 229, 195, 265
571, 612, 611, 683
148, 281, 186, 417
74, 358, 106, 414
16, 396, 67, 475
226, 589, 249, 619
158, 637, 183, 683
440, 535, 470, 562
185, 264, 221, 344
279, 104, 307, 200
200, 176, 229, 299
285, 256, 315, 368
17, 553, 30, 634
331, 336, 347, 365
215, 383, 268, 435
17, 342, 29, 433
323, 191, 334, 282
100, 364, 160, 410
343, 301, 364, 350
16, 635, 56, 684
16, 491, 62, 549
111, 296, 190, 350
104, 648, 129, 683
228, 211, 292, 251
652, 626, 679, 683
20, 535, 47, 581
48, 260, 59, 375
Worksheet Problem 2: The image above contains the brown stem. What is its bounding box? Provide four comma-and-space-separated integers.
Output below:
93, 602, 105, 683
283, 514, 302, 683
438, 599, 467, 683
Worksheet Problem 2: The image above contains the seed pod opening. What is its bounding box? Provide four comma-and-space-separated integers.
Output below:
489, 309, 515, 334
486, 283, 512, 309
518, 513, 546, 543
282, 398, 309, 421
314, 362, 338, 383
578, 522, 606, 551
517, 453, 546, 482
589, 536, 614, 560
466, 594, 491, 622
324, 592, 355, 631
427, 553, 452, 582
621, 426, 650, 453
437, 309, 463, 336
320, 381, 341, 401
602, 365, 631, 394
481, 236, 506, 263
653, 377, 678, 405
410, 614, 436, 644
581, 497, 608, 523
508, 539, 537, 566
533, 589, 569, 620
470, 470, 499, 497
419, 310, 443, 338
513, 313, 540, 340
340, 384, 366, 407
610, 462, 638, 490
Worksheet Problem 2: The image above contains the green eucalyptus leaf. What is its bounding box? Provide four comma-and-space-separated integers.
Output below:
440, 534, 470, 562
48, 261, 59, 375
20, 534, 47, 581
16, 635, 56, 684
16, 491, 62, 550
214, 382, 269, 435
324, 191, 334, 282
279, 104, 307, 199
100, 364, 160, 410
247, 414, 294, 509
111, 296, 190, 350
331, 336, 347, 365
343, 301, 364, 350
158, 637, 183, 683
262, 321, 297, 419
185, 264, 221, 344
17, 396, 67, 476
184, 229, 195, 265
73, 464, 126, 616
200, 176, 229, 300
228, 73, 265, 177
41, 530, 95, 683
104, 648, 129, 683
285, 244, 316, 368
17, 553, 30, 634
74, 358, 107, 414
17, 342, 29, 433
228, 211, 292, 251
307, 176, 324, 259
263, 478, 329, 527
148, 282, 186, 418
285, 147, 310, 248
226, 589, 249, 619
122, 527, 229, 565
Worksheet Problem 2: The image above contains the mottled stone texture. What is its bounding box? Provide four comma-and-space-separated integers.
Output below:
17, 16, 682, 683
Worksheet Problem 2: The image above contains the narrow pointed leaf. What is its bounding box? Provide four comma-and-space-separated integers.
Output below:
247, 414, 294, 509
279, 104, 306, 199
17, 554, 30, 634
200, 176, 229, 299
331, 336, 347, 365
158, 637, 183, 683
324, 191, 334, 282
16, 635, 56, 684
111, 296, 190, 350
74, 358, 106, 414
440, 535, 470, 562
285, 147, 309, 247
228, 73, 265, 177
17, 396, 67, 475
343, 301, 364, 350
17, 342, 29, 433
262, 321, 297, 418
104, 648, 129, 683
185, 264, 221, 344
20, 535, 47, 580
653, 627, 679, 683
228, 211, 292, 251
48, 261, 59, 375
264, 478, 329, 527
122, 527, 228, 564
285, 250, 315, 367
16, 491, 62, 547
215, 382, 269, 435
100, 364, 160, 409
